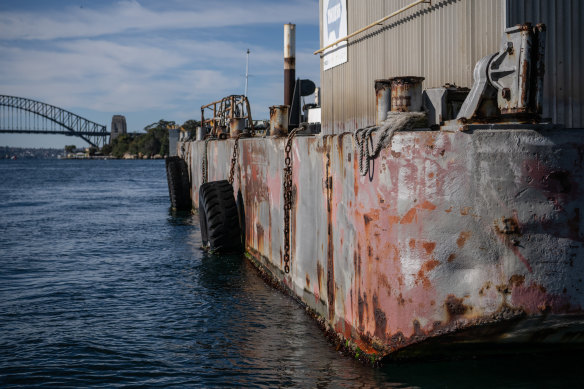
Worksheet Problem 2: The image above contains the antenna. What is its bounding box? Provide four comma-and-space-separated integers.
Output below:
244, 49, 250, 97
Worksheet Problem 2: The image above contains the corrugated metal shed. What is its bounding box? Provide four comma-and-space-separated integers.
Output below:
506, 0, 583, 128
319, 0, 582, 133
319, 0, 504, 134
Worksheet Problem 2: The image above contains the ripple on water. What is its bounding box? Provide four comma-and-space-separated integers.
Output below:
0, 159, 582, 388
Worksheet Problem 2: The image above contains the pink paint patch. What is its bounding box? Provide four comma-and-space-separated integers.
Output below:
314, 285, 321, 304
511, 282, 574, 314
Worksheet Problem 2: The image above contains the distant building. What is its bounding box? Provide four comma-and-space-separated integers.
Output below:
110, 115, 127, 141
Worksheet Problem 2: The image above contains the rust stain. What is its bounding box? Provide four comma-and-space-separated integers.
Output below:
363, 214, 373, 225
445, 207, 452, 213
493, 214, 532, 272
325, 145, 335, 321
422, 242, 436, 255
419, 200, 437, 210
316, 262, 323, 292
412, 319, 425, 337
460, 206, 471, 215
397, 293, 405, 306
421, 259, 440, 272
424, 134, 436, 148
416, 259, 439, 289
372, 294, 387, 340
511, 281, 573, 314
494, 216, 521, 235
400, 208, 418, 224
401, 201, 436, 224
444, 295, 469, 318
355, 246, 362, 276
479, 281, 492, 296
379, 274, 392, 296
456, 231, 471, 247
447, 253, 456, 262
358, 292, 367, 330
389, 332, 407, 350
305, 273, 310, 288
509, 274, 525, 287
408, 238, 416, 249
327, 253, 335, 321
335, 319, 353, 340
417, 273, 432, 289
256, 222, 265, 251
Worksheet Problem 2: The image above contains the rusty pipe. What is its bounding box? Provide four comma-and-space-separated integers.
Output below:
284, 24, 296, 107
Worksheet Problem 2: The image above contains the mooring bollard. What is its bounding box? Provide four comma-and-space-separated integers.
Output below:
389, 76, 425, 112
374, 79, 392, 124
269, 105, 289, 136
229, 118, 246, 138
196, 126, 207, 141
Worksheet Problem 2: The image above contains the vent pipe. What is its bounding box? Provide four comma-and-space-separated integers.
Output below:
284, 24, 296, 107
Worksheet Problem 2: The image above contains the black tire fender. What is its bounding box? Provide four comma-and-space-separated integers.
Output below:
198, 180, 242, 253
165, 156, 191, 211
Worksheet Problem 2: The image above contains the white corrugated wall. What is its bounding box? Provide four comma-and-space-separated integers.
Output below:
319, 0, 582, 133
506, 0, 583, 128
319, 0, 504, 134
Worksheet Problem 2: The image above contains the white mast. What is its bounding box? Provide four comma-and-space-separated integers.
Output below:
244, 49, 250, 97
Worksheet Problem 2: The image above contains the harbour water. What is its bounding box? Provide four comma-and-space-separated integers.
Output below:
0, 159, 581, 388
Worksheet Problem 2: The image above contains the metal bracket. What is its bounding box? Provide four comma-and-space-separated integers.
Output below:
456, 54, 496, 121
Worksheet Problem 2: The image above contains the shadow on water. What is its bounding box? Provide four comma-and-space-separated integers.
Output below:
236, 189, 246, 248
197, 251, 246, 291
375, 350, 583, 389
167, 208, 194, 224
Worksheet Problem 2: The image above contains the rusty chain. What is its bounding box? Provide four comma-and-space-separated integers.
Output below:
228, 133, 244, 185
354, 112, 427, 177
283, 128, 301, 274
202, 136, 213, 184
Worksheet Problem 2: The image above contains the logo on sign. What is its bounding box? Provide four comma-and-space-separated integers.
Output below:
326, 0, 342, 41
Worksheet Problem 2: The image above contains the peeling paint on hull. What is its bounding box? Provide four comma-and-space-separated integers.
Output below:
179, 127, 584, 360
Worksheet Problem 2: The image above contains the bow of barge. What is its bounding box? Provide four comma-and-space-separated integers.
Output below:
169, 0, 584, 361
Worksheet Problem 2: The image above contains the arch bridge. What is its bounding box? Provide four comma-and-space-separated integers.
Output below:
0, 95, 109, 148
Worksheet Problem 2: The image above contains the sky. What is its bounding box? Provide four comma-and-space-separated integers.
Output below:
0, 0, 321, 148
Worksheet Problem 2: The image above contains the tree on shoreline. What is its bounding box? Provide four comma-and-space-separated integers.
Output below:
103, 119, 180, 158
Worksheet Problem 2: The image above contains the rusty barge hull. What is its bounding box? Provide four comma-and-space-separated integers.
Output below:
179, 126, 584, 358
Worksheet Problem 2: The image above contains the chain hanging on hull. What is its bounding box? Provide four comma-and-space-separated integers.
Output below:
283, 128, 300, 273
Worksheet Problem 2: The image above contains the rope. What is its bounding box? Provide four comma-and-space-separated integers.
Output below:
354, 112, 427, 177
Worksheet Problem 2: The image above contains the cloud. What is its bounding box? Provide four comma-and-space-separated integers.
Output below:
0, 0, 321, 147
0, 0, 318, 41
0, 34, 320, 112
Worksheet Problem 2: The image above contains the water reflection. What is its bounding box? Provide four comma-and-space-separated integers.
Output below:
1, 160, 581, 388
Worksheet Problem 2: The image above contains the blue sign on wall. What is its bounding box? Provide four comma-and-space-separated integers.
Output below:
323, 0, 347, 70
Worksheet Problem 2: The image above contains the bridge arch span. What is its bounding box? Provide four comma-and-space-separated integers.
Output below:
0, 95, 109, 148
